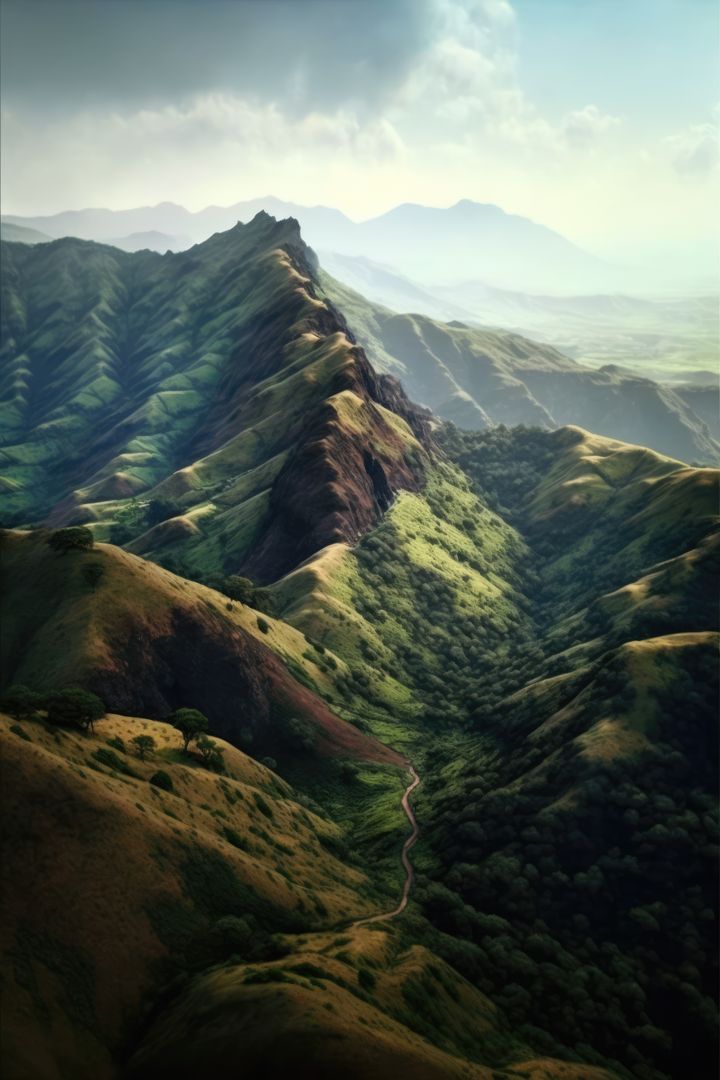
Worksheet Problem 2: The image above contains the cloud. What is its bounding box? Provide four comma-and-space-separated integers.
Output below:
562, 105, 621, 149
0, 0, 437, 117
395, 6, 619, 156
662, 107, 719, 176
112, 94, 404, 160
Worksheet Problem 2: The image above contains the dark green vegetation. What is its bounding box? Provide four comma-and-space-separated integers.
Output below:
0, 215, 717, 1080
267, 423, 718, 1080
402, 427, 720, 1080
321, 272, 720, 465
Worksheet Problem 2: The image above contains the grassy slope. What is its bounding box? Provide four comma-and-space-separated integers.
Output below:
271, 458, 531, 749
0, 710, 372, 1079
0, 530, 404, 768
261, 424, 718, 1080
1, 709, 614, 1080
320, 271, 720, 465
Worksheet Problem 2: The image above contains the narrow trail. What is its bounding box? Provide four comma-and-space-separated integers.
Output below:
353, 765, 421, 928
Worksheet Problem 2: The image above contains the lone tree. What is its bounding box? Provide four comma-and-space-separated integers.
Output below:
170, 707, 209, 752
223, 575, 255, 605
1, 685, 41, 720
196, 735, 225, 773
46, 687, 105, 734
47, 527, 94, 553
131, 734, 156, 760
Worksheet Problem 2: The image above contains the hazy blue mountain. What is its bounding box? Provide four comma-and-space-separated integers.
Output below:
3, 196, 608, 291
322, 250, 719, 383
321, 270, 720, 464
108, 230, 191, 252
0, 222, 53, 244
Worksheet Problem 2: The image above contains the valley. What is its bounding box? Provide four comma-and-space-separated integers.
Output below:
0, 215, 717, 1080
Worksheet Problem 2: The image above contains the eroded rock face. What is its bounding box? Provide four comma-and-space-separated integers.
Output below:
243, 347, 431, 582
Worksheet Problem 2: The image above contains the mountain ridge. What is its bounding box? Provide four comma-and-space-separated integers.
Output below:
0, 214, 432, 582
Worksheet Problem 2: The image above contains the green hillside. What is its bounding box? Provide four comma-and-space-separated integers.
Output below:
0, 216, 429, 583
262, 425, 719, 1079
0, 217, 717, 1080
320, 272, 720, 465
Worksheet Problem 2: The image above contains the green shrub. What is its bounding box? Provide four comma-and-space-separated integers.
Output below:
222, 826, 250, 852
46, 688, 105, 734
132, 734, 156, 760
92, 747, 137, 776
196, 735, 225, 772
254, 793, 273, 819
169, 707, 209, 751
358, 968, 376, 991
150, 770, 174, 792
257, 617, 270, 634
46, 527, 94, 553
1, 684, 41, 720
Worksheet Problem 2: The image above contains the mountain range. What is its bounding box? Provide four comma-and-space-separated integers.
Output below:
1, 213, 718, 1080
320, 250, 719, 385
2, 195, 613, 291
5, 195, 716, 385
322, 270, 720, 465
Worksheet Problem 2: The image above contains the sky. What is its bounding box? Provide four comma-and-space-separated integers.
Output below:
1, 0, 718, 269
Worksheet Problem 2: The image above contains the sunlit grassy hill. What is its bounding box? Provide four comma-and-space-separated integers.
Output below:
0, 709, 375, 1078
1, 706, 619, 1080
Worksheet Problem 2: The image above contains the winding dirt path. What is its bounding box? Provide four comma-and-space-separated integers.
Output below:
353, 765, 421, 928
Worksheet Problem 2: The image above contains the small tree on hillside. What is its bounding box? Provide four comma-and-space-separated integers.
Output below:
46, 687, 105, 734
196, 734, 225, 773
47, 527, 94, 553
132, 734, 156, 760
223, 575, 255, 604
1, 685, 41, 720
170, 707, 209, 752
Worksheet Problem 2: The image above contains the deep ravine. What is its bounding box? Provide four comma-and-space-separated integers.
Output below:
353, 765, 421, 928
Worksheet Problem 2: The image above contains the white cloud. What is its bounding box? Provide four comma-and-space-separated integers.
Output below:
394, 10, 619, 157
662, 107, 719, 176
112, 95, 404, 161
562, 105, 621, 149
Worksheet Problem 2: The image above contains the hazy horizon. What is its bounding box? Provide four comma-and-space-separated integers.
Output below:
1, 0, 718, 279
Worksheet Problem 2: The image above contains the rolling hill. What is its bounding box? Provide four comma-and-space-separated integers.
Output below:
0, 222, 53, 245
320, 272, 720, 465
